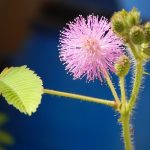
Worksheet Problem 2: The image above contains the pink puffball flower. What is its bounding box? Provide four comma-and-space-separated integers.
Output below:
59, 15, 124, 82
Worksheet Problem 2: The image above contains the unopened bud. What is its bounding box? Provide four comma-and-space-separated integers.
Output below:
111, 10, 127, 35
127, 8, 140, 27
144, 22, 150, 43
115, 55, 130, 77
130, 26, 144, 45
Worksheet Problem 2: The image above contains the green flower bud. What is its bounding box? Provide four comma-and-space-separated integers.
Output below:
144, 22, 150, 43
111, 10, 127, 35
127, 7, 140, 27
115, 55, 130, 77
130, 26, 144, 45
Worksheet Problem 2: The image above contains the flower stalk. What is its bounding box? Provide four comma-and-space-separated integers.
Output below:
119, 77, 126, 105
105, 73, 120, 105
129, 60, 143, 112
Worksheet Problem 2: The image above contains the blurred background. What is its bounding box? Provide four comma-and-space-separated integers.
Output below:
0, 0, 150, 150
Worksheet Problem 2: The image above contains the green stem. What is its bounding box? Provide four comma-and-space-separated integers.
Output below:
119, 77, 126, 105
105, 74, 120, 105
129, 60, 143, 112
122, 41, 143, 150
121, 113, 133, 150
127, 41, 140, 60
43, 89, 116, 107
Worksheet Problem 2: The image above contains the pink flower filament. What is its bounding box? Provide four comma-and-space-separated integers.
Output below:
59, 15, 124, 82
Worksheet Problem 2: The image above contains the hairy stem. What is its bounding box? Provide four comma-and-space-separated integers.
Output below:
105, 74, 120, 105
43, 89, 116, 107
119, 77, 126, 105
127, 41, 140, 60
121, 41, 143, 150
129, 60, 143, 112
121, 113, 133, 150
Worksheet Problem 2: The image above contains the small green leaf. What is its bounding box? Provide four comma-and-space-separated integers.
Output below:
0, 113, 8, 126
0, 131, 14, 145
0, 66, 43, 115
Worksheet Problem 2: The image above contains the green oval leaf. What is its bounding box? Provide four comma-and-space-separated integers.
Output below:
0, 66, 43, 116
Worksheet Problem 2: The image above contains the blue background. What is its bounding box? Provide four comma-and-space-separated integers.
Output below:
1, 0, 150, 150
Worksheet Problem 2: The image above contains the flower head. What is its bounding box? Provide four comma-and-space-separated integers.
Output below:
59, 15, 124, 81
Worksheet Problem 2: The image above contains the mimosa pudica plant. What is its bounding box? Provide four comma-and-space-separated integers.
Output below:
0, 8, 150, 150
